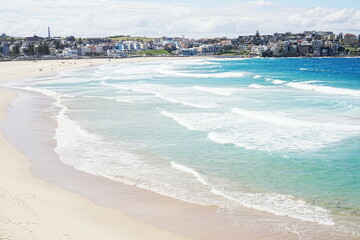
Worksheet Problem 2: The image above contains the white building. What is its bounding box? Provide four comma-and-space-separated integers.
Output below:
62, 48, 78, 57
251, 45, 268, 56
80, 47, 91, 56
107, 49, 127, 58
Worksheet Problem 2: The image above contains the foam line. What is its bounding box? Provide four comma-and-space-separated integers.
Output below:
286, 82, 360, 97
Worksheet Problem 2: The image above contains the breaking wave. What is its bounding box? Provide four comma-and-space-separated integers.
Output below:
287, 82, 360, 97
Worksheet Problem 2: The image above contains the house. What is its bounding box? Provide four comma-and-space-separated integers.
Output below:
298, 40, 312, 56
238, 44, 249, 51
80, 46, 91, 56
311, 40, 323, 56
344, 34, 357, 46
251, 45, 268, 56
176, 48, 197, 56
1, 42, 10, 55
62, 48, 79, 58
107, 49, 127, 58
24, 35, 43, 43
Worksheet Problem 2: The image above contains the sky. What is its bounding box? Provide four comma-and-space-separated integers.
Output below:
0, 0, 359, 38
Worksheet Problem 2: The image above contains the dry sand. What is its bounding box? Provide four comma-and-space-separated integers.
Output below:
0, 58, 192, 240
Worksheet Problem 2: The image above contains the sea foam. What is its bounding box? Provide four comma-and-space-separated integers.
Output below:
287, 82, 360, 97
193, 85, 242, 96
156, 65, 247, 78
170, 161, 334, 226
210, 189, 335, 226
272, 80, 286, 84
231, 108, 360, 131
108, 83, 217, 109
249, 84, 265, 88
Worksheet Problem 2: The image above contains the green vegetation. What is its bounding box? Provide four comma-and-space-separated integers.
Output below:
35, 42, 50, 55
109, 35, 154, 42
129, 49, 170, 56
345, 45, 360, 56
28, 44, 35, 55
0, 36, 23, 41
217, 52, 240, 56
53, 39, 64, 49
216, 50, 250, 56
11, 45, 20, 55
215, 45, 251, 56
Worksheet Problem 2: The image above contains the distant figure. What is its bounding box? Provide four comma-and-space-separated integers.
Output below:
39, 69, 43, 71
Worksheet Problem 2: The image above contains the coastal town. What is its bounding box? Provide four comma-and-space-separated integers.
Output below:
1, 29, 360, 59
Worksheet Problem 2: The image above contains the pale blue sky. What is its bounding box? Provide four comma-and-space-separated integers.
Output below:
110, 0, 360, 8
1, 0, 359, 37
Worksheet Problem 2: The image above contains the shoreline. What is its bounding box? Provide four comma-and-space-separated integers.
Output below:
0, 57, 352, 239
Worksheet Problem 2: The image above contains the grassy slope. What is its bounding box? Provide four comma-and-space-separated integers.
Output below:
0, 37, 23, 41
109, 36, 155, 41
129, 50, 170, 55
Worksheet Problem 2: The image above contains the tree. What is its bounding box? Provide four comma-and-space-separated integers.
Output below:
28, 44, 35, 55
66, 36, 76, 42
42, 42, 50, 55
216, 45, 234, 54
12, 45, 20, 55
164, 44, 176, 53
54, 40, 61, 49
77, 38, 83, 44
262, 49, 273, 57
36, 43, 43, 55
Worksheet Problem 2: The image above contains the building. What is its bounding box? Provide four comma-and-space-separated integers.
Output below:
24, 35, 43, 42
251, 45, 268, 56
344, 34, 357, 46
289, 45, 298, 54
311, 40, 323, 56
62, 48, 79, 57
1, 42, 10, 55
331, 40, 341, 53
298, 40, 312, 56
80, 46, 91, 56
107, 49, 127, 58
238, 44, 249, 51
176, 48, 197, 56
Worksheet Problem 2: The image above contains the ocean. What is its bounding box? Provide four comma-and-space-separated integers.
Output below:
7, 57, 360, 238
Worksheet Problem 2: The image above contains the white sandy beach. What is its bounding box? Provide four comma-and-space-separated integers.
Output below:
0, 58, 194, 240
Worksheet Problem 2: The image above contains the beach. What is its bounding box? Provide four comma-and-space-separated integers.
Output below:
0, 57, 289, 240
0, 57, 358, 240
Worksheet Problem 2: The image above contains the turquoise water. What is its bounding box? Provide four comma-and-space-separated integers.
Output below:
12, 58, 360, 236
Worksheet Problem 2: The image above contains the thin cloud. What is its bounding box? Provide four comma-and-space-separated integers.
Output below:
0, 0, 358, 38
247, 0, 273, 7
